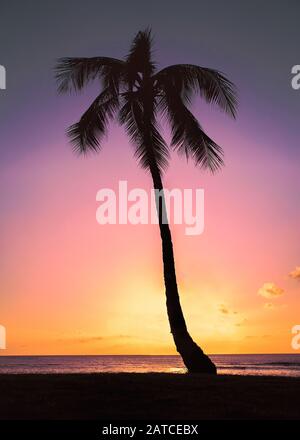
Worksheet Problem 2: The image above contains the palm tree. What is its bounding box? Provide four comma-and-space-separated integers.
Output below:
55, 29, 237, 374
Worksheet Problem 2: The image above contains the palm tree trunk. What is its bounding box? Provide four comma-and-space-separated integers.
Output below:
149, 162, 216, 374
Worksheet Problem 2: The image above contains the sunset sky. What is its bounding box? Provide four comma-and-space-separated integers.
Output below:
1, 0, 300, 355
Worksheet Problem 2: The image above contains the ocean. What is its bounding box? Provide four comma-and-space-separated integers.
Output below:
0, 354, 300, 376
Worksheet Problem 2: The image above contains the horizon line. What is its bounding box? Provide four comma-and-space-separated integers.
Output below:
0, 353, 299, 357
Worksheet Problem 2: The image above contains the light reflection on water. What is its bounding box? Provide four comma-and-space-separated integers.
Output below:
0, 354, 300, 376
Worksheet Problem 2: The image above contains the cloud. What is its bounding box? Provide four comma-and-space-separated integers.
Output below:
218, 304, 247, 327
263, 302, 287, 310
258, 282, 284, 299
58, 334, 133, 344
219, 304, 229, 314
235, 318, 248, 327
264, 302, 275, 310
76, 336, 104, 344
289, 266, 300, 281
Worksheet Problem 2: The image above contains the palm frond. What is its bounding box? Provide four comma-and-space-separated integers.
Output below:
159, 90, 224, 172
155, 64, 237, 118
55, 57, 125, 93
67, 88, 119, 154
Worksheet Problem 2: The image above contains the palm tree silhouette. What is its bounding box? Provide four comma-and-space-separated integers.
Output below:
55, 29, 237, 373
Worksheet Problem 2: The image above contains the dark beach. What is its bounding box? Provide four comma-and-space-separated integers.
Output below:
1, 373, 300, 420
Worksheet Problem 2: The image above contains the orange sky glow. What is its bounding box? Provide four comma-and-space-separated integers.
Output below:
1, 109, 299, 355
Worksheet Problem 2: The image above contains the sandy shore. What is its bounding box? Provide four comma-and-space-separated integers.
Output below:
1, 373, 300, 419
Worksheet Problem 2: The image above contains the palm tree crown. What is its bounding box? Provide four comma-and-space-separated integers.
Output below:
55, 29, 237, 173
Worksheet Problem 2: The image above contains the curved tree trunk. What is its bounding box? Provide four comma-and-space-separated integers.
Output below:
149, 162, 217, 374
